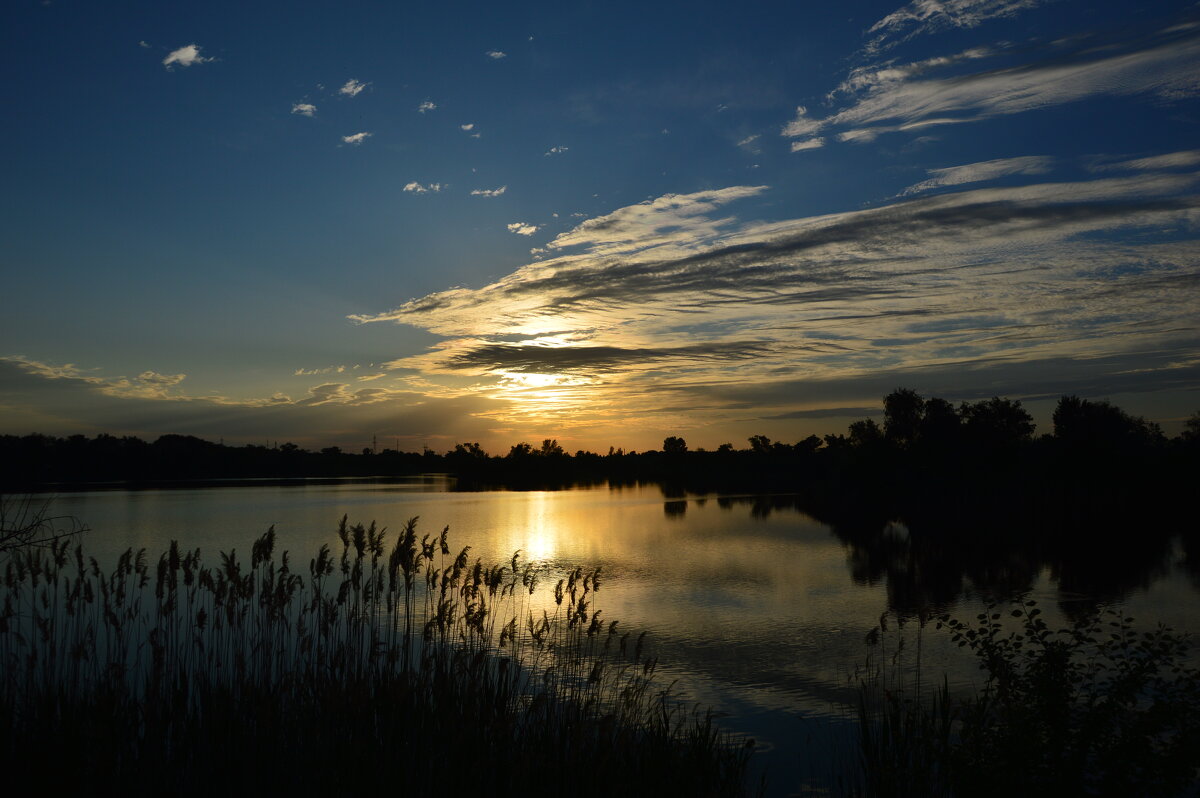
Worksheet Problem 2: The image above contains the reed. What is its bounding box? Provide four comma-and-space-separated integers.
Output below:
0, 517, 756, 796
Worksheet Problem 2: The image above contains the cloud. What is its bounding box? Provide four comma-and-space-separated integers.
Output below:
825, 28, 1200, 141
162, 44, 213, 70
351, 172, 1200, 433
1094, 150, 1200, 173
342, 132, 372, 145
461, 123, 475, 131
790, 138, 825, 152
339, 79, 368, 97
441, 341, 771, 375
507, 222, 539, 236
544, 145, 569, 156
781, 106, 822, 138
486, 50, 506, 59
404, 182, 443, 194
138, 41, 151, 49
865, 0, 1043, 54
294, 366, 347, 376
832, 46, 995, 97
471, 186, 507, 197
541, 185, 769, 258
0, 357, 504, 448
0, 356, 190, 400
418, 100, 437, 113
137, 371, 186, 387
291, 102, 317, 117
902, 155, 1053, 195
736, 134, 761, 154
789, 27, 1200, 144
764, 406, 884, 420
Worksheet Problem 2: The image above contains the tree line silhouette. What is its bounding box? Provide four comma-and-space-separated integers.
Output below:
2, 391, 1197, 492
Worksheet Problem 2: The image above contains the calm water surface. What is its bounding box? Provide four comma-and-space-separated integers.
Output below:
47, 477, 1200, 796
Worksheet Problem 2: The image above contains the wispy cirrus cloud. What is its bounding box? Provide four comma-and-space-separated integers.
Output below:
736, 134, 761, 154
790, 138, 824, 152
784, 26, 1200, 145
294, 365, 349, 376
417, 100, 437, 113
339, 79, 368, 97
1093, 150, 1200, 173
541, 185, 768, 259
831, 45, 995, 97
404, 181, 443, 193
163, 44, 213, 70
486, 50, 506, 59
544, 145, 569, 156
865, 0, 1043, 54
901, 155, 1053, 195
506, 222, 539, 236
782, 106, 822, 138
342, 132, 372, 145
471, 186, 507, 197
291, 102, 317, 117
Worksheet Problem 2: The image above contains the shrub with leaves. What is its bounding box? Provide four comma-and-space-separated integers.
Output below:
850, 602, 1200, 797
940, 602, 1200, 796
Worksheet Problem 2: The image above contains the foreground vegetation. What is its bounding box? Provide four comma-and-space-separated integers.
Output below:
3, 503, 1198, 796
0, 519, 756, 796
848, 603, 1200, 797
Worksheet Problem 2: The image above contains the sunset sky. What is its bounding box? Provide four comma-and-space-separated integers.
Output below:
3, 0, 1199, 452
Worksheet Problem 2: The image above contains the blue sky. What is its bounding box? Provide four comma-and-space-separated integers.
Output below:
2, 0, 1199, 451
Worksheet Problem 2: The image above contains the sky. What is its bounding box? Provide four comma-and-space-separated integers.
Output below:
2, 0, 1199, 452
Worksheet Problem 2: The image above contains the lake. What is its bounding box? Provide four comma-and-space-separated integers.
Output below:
42, 477, 1200, 796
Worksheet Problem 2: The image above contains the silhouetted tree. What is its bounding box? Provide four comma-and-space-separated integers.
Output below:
823, 433, 849, 450
662, 436, 687, 454
1185, 410, 1200, 444
960, 397, 1034, 447
884, 388, 925, 446
1052, 396, 1164, 448
538, 439, 565, 457
848, 418, 883, 447
507, 442, 533, 459
919, 396, 961, 446
795, 434, 822, 455
748, 435, 773, 454
451, 442, 488, 459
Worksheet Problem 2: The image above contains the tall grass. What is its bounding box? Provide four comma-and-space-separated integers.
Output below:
0, 517, 756, 796
844, 603, 1200, 797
